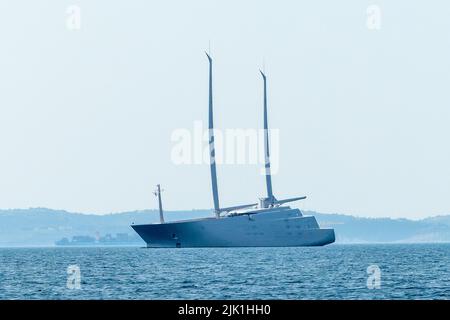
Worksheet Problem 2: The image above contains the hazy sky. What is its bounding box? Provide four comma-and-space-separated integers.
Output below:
1, 1, 449, 219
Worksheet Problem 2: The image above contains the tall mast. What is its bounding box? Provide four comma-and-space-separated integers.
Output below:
206, 53, 220, 217
153, 184, 165, 223
260, 70, 275, 204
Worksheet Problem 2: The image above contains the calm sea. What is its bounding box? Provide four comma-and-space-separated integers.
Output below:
0, 244, 449, 299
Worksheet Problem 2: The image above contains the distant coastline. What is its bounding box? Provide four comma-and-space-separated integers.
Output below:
0, 208, 449, 247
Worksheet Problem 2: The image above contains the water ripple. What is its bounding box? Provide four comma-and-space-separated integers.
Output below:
0, 244, 449, 299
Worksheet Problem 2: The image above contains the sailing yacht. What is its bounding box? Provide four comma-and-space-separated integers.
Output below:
131, 54, 335, 247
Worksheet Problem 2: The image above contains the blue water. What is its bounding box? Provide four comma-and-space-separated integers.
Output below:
0, 244, 449, 299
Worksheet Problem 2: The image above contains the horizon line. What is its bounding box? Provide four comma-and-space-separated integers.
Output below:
0, 207, 448, 221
